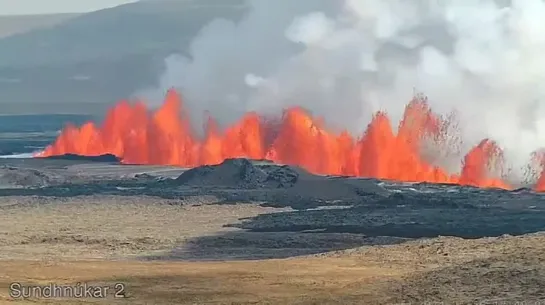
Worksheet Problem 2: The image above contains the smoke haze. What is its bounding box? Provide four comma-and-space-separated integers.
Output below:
139, 0, 545, 181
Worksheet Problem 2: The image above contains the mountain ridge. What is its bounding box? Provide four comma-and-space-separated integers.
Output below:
0, 0, 248, 114
0, 13, 79, 39
0, 0, 338, 115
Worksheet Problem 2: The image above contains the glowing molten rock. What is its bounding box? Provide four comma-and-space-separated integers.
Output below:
37, 90, 545, 191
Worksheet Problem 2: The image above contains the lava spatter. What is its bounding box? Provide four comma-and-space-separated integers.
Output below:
40, 89, 541, 191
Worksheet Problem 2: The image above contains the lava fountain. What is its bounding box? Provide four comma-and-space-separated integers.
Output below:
37, 89, 545, 191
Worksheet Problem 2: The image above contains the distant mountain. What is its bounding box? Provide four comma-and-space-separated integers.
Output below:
0, 0, 338, 115
0, 0, 249, 114
0, 0, 249, 68
0, 13, 79, 39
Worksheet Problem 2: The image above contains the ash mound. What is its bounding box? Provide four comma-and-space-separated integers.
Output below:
173, 158, 389, 205
43, 153, 120, 163
174, 158, 312, 188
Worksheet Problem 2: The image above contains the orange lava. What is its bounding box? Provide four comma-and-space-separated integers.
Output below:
38, 89, 545, 191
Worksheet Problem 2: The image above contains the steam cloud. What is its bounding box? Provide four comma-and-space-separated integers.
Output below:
138, 0, 545, 182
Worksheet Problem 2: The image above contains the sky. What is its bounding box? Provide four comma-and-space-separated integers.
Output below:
0, 0, 139, 15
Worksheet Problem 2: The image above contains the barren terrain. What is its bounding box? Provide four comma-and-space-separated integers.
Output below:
0, 158, 544, 304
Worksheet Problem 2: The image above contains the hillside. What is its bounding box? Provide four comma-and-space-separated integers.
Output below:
0, 0, 249, 114
0, 13, 79, 39
0, 0, 250, 68
0, 0, 338, 114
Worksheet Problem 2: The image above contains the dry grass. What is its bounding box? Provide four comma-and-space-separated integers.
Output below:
0, 195, 544, 304
0, 195, 290, 260
1, 235, 545, 304
0, 257, 404, 305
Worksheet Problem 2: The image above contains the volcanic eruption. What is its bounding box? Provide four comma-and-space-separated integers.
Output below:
37, 89, 545, 191
36, 0, 545, 192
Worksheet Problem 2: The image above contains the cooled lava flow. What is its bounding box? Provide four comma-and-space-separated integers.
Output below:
38, 89, 545, 191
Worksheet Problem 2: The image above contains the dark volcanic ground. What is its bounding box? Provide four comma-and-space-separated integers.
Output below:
1, 156, 545, 251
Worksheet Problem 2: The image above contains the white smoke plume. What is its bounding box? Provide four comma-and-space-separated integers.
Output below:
138, 0, 545, 182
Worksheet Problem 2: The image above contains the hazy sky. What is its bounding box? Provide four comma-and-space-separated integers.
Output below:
0, 0, 138, 15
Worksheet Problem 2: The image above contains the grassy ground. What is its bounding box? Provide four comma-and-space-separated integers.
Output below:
0, 258, 402, 304
0, 195, 544, 304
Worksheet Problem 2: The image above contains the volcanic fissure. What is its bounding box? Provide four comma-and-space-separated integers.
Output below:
37, 89, 545, 192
